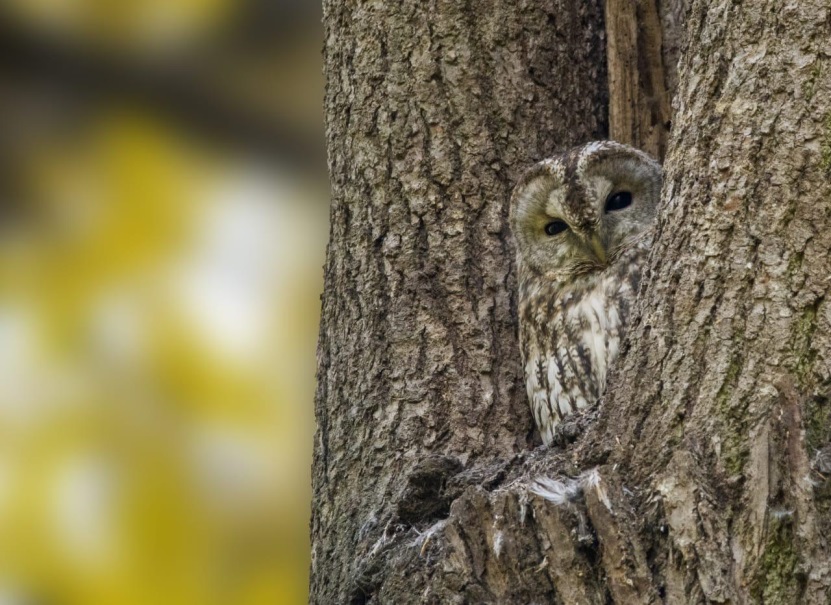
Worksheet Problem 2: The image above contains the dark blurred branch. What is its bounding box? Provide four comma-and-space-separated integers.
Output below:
0, 15, 325, 174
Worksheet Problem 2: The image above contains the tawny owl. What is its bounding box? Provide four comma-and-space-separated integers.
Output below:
510, 141, 661, 445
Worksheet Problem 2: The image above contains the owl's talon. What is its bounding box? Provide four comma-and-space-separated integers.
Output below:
550, 420, 583, 446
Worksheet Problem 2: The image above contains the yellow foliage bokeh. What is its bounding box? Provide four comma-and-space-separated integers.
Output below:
0, 104, 323, 604
5, 0, 233, 53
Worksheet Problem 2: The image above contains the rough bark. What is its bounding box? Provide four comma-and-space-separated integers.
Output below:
602, 0, 831, 600
313, 0, 831, 603
312, 1, 607, 603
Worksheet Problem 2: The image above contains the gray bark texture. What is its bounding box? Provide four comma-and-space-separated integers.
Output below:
312, 0, 831, 603
312, 0, 607, 602
602, 0, 831, 600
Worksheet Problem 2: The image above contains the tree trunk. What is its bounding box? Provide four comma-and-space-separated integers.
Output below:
601, 0, 831, 600
312, 0, 831, 603
312, 1, 607, 603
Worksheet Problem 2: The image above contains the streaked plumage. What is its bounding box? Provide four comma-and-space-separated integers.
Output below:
510, 141, 661, 445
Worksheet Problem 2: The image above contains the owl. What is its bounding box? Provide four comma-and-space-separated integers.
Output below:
510, 141, 661, 445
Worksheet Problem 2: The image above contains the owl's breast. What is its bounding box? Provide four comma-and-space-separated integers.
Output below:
520, 260, 643, 444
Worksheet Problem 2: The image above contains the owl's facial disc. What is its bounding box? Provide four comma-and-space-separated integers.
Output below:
510, 142, 661, 282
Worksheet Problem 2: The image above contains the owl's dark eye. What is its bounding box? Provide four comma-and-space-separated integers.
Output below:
605, 191, 633, 212
544, 220, 569, 236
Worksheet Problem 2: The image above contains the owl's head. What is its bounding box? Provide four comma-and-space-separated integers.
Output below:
510, 141, 661, 282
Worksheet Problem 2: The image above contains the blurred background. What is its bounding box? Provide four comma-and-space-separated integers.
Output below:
0, 1, 325, 604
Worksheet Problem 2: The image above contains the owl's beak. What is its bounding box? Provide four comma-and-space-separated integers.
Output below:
586, 234, 607, 264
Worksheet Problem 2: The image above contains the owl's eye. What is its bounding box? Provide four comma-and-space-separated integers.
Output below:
605, 191, 633, 212
544, 220, 569, 236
